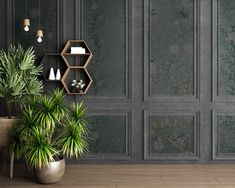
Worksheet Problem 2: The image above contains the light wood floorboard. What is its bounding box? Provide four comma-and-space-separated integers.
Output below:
1, 164, 235, 188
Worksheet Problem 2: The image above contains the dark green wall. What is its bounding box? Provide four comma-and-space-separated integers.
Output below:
1, 0, 235, 163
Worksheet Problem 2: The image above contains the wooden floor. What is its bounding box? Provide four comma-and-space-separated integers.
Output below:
1, 164, 235, 188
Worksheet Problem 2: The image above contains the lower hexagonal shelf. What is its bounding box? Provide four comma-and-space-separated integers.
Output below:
61, 68, 92, 95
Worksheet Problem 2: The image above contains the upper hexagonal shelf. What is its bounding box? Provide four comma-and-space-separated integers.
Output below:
40, 53, 68, 81
61, 68, 93, 95
61, 40, 93, 68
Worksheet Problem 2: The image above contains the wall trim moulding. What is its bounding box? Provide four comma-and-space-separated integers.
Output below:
80, 0, 133, 101
7, 0, 15, 46
81, 110, 133, 161
144, 110, 200, 160
143, 0, 201, 102
212, 0, 235, 102
212, 110, 235, 160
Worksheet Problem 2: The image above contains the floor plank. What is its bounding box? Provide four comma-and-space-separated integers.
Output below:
1, 164, 235, 188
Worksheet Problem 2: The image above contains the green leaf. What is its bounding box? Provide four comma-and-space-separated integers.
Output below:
0, 44, 43, 117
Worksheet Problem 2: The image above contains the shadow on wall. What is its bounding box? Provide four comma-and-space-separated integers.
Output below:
0, 100, 6, 117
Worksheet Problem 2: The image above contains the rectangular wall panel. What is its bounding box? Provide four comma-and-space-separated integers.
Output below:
217, 0, 235, 97
145, 111, 199, 160
82, 0, 130, 98
144, 0, 198, 100
84, 111, 132, 160
213, 112, 235, 160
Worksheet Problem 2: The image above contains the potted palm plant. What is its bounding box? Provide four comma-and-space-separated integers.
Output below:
9, 89, 89, 184
0, 44, 43, 149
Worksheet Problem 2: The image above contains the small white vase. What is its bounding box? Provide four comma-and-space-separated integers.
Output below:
49, 68, 56, 80
55, 69, 61, 80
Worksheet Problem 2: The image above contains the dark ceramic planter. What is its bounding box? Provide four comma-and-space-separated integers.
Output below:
34, 158, 65, 184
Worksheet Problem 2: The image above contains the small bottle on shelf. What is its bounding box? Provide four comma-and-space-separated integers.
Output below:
55, 69, 61, 80
49, 68, 56, 80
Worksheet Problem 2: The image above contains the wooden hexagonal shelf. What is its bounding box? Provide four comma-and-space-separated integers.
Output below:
61, 67, 93, 95
40, 53, 68, 81
61, 40, 93, 68
42, 40, 93, 95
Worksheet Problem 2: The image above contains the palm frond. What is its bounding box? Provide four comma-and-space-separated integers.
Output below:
24, 127, 59, 169
19, 47, 36, 71
70, 101, 90, 135
51, 89, 68, 120
57, 119, 89, 158
0, 44, 43, 117
9, 89, 90, 168
37, 96, 58, 133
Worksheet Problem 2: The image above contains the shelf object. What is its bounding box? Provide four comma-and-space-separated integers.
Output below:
41, 53, 67, 82
41, 40, 93, 95
61, 68, 92, 95
60, 40, 93, 95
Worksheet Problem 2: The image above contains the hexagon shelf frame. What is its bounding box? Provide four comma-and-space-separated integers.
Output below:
61, 40, 93, 68
61, 68, 93, 95
41, 40, 93, 95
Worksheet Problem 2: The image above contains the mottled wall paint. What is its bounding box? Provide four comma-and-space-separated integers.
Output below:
150, 0, 194, 96
219, 0, 235, 95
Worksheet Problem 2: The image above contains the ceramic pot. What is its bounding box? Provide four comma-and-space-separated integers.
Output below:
34, 158, 65, 184
0, 118, 19, 149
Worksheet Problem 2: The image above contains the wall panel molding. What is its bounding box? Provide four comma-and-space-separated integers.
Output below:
212, 0, 235, 101
144, 110, 200, 160
82, 110, 132, 160
144, 0, 200, 102
80, 0, 132, 101
212, 111, 235, 160
212, 0, 218, 101
212, 0, 223, 101
7, 0, 15, 46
